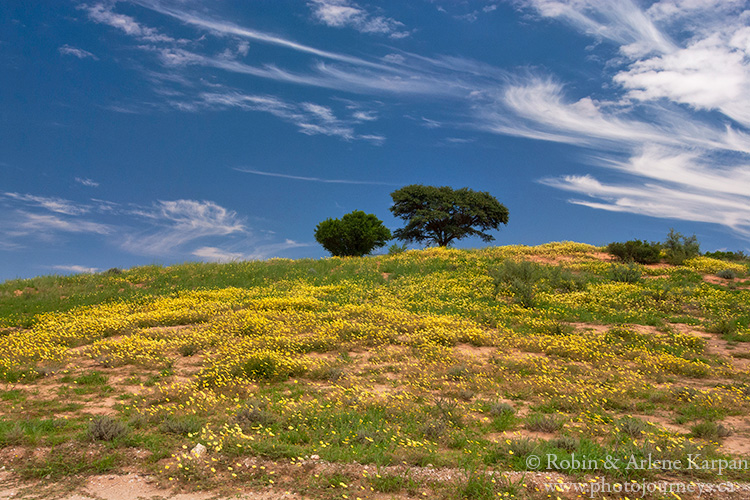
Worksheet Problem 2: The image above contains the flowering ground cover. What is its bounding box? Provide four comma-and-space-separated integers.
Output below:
1, 242, 749, 499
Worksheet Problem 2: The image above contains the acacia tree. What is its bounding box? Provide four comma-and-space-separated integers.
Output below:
390, 185, 508, 247
314, 210, 391, 257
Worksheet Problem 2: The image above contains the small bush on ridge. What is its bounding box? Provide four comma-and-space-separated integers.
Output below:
663, 229, 700, 265
606, 240, 662, 264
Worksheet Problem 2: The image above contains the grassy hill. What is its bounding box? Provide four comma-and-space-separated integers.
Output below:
1, 242, 750, 499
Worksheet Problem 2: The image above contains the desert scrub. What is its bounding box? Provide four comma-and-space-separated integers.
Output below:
606, 239, 662, 264
88, 416, 127, 441
716, 269, 738, 280
609, 262, 642, 283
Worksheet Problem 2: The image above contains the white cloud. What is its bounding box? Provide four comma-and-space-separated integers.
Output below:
1, 191, 305, 260
614, 32, 750, 127
308, 0, 410, 38
542, 146, 750, 234
234, 168, 396, 185
51, 265, 100, 274
192, 246, 245, 262
16, 212, 112, 235
59, 45, 98, 60
75, 177, 100, 187
2, 192, 91, 215
192, 239, 311, 262
157, 200, 244, 233
505, 0, 750, 236
443, 137, 476, 144
133, 0, 390, 69
121, 199, 245, 255
518, 0, 676, 57
179, 91, 383, 142
469, 77, 750, 154
541, 174, 750, 236
352, 110, 377, 121
382, 53, 405, 64
244, 240, 312, 260
82, 3, 176, 43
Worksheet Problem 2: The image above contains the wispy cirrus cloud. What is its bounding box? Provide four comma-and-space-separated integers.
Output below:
122, 199, 246, 255
81, 2, 177, 43
171, 91, 384, 142
191, 246, 246, 262
51, 264, 100, 274
486, 0, 750, 237
2, 192, 92, 215
307, 0, 410, 38
13, 212, 112, 236
470, 77, 750, 154
234, 167, 396, 185
130, 0, 390, 69
541, 173, 750, 236
192, 239, 310, 262
75, 177, 100, 187
79, 0, 750, 237
59, 44, 98, 60
517, 0, 676, 57
0, 192, 301, 260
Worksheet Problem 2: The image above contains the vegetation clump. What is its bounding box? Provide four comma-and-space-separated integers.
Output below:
606, 239, 662, 264
314, 210, 391, 257
88, 416, 127, 441
663, 228, 700, 265
390, 184, 508, 247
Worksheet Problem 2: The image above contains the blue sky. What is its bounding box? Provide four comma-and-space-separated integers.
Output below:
2, 0, 750, 280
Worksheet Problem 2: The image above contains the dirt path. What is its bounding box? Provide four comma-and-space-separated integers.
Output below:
0, 471, 305, 500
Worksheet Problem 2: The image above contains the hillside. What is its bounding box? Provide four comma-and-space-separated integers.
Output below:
1, 242, 750, 499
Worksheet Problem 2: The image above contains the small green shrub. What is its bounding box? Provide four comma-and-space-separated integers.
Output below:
525, 413, 562, 433
74, 371, 108, 386
703, 250, 749, 262
420, 419, 448, 439
663, 229, 700, 265
618, 417, 647, 437
88, 416, 127, 441
446, 363, 470, 381
549, 435, 578, 452
691, 421, 732, 440
432, 397, 463, 427
507, 437, 538, 457
491, 260, 542, 308
178, 343, 198, 356
716, 269, 737, 280
160, 415, 203, 436
488, 402, 517, 432
387, 242, 408, 255
230, 352, 306, 381
489, 402, 515, 417
606, 240, 662, 264
369, 473, 405, 493
491, 261, 588, 308
235, 403, 277, 428
609, 263, 642, 283
461, 470, 500, 500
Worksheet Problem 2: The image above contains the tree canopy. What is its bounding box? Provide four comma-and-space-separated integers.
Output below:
390, 185, 508, 247
314, 210, 391, 257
